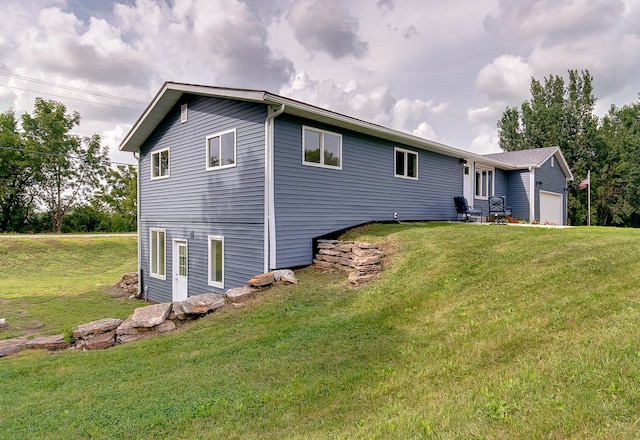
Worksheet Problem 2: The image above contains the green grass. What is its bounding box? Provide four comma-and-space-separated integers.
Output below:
2, 224, 640, 439
0, 235, 140, 339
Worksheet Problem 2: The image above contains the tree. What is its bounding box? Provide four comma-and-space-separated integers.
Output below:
0, 109, 36, 232
21, 98, 110, 232
93, 165, 137, 231
497, 70, 599, 225
595, 101, 640, 226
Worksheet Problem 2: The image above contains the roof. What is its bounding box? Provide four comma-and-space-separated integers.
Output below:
483, 146, 574, 180
118, 82, 507, 167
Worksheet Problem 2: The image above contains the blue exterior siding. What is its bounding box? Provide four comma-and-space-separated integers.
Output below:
139, 95, 267, 303
506, 170, 531, 220
272, 115, 463, 268
534, 155, 568, 224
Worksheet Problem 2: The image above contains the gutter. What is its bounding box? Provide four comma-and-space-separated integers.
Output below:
134, 152, 143, 299
264, 103, 285, 273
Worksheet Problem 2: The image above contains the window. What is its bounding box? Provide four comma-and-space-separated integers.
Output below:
550, 156, 555, 168
150, 229, 166, 279
302, 126, 342, 169
394, 147, 418, 180
475, 166, 494, 199
207, 129, 236, 170
208, 236, 224, 288
151, 149, 170, 179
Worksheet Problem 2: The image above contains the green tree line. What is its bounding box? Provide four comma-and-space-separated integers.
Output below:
498, 69, 640, 226
0, 98, 136, 233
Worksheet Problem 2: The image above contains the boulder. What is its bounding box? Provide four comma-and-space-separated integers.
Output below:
77, 331, 116, 350
73, 318, 124, 339
25, 335, 69, 351
173, 293, 225, 320
0, 338, 26, 357
247, 272, 275, 287
129, 303, 172, 328
272, 269, 298, 284
116, 318, 176, 344
225, 286, 257, 302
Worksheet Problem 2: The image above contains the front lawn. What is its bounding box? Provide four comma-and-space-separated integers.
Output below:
1, 224, 639, 439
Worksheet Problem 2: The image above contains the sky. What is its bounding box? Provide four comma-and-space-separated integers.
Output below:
1, 0, 639, 166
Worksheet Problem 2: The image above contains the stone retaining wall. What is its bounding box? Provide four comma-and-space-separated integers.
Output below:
313, 240, 383, 285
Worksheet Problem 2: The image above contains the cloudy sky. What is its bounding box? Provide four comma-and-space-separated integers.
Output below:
1, 0, 639, 166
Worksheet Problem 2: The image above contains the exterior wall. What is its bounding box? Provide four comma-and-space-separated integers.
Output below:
272, 115, 463, 268
472, 166, 509, 214
506, 170, 531, 221
533, 155, 568, 224
139, 95, 267, 303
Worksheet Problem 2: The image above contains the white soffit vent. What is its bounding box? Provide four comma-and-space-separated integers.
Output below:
180, 103, 188, 123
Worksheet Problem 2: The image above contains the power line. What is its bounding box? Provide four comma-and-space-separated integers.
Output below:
0, 146, 137, 167
0, 71, 148, 106
0, 84, 144, 111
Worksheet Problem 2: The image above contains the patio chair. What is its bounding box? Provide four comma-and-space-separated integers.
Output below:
488, 196, 512, 222
453, 196, 483, 222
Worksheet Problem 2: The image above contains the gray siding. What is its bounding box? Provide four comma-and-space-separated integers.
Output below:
139, 95, 267, 303
534, 155, 568, 224
506, 170, 531, 220
272, 115, 463, 268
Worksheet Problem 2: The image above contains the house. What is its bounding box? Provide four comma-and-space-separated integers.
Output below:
119, 82, 573, 303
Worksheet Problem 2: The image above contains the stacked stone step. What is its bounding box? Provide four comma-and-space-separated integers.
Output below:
314, 240, 383, 285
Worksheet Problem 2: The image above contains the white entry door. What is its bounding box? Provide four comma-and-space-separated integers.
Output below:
172, 239, 188, 301
540, 191, 563, 225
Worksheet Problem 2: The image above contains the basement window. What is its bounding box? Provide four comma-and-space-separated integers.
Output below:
208, 236, 224, 288
150, 228, 166, 279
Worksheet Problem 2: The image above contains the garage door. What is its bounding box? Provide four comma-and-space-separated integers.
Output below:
540, 191, 563, 225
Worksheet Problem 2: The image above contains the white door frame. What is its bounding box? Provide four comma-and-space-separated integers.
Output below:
172, 239, 188, 301
463, 162, 473, 205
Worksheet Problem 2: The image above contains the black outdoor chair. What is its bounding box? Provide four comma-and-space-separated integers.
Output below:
488, 196, 512, 222
453, 196, 483, 222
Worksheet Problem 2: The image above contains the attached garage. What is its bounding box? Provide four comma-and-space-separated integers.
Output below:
540, 191, 564, 225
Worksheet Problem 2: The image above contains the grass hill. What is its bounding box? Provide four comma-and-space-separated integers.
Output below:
1, 224, 640, 439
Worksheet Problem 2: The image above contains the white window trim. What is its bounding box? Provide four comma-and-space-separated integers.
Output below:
475, 165, 495, 200
302, 126, 343, 170
550, 156, 555, 168
150, 148, 170, 180
149, 228, 166, 280
394, 147, 419, 180
207, 235, 225, 289
206, 129, 237, 171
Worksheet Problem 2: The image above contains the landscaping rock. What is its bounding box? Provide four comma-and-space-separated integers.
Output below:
73, 318, 124, 339
78, 331, 117, 350
224, 286, 258, 302
116, 318, 176, 344
272, 269, 298, 284
25, 334, 69, 351
130, 303, 172, 328
247, 272, 275, 287
112, 272, 139, 297
0, 338, 26, 357
225, 286, 257, 302
173, 293, 225, 320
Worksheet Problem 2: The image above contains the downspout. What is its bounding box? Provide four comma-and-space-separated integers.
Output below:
134, 152, 143, 300
264, 103, 285, 273
529, 166, 536, 223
